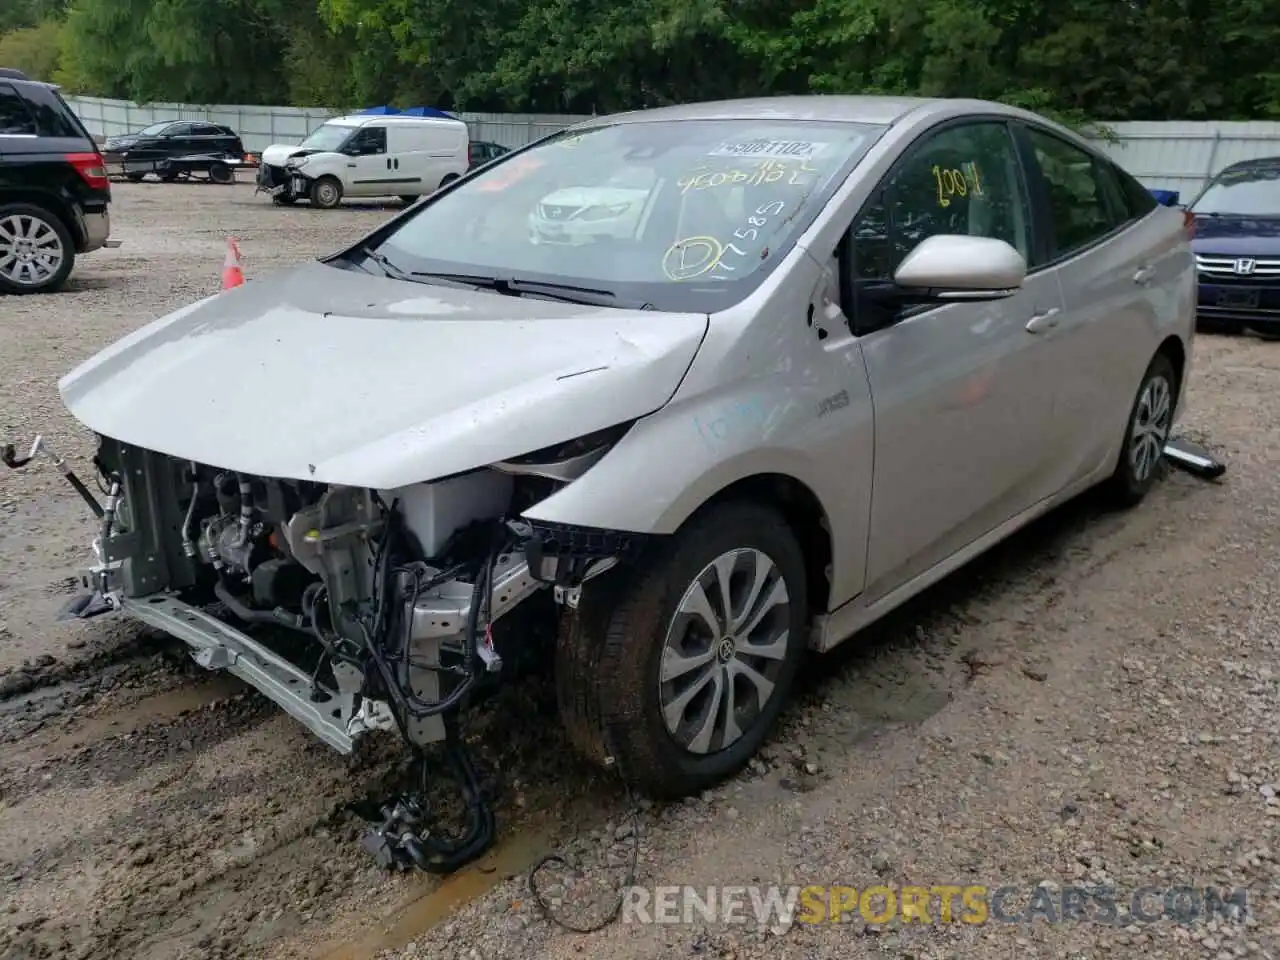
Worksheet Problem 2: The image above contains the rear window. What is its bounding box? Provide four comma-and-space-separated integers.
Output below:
1114, 163, 1157, 220
38, 89, 88, 139
0, 83, 36, 136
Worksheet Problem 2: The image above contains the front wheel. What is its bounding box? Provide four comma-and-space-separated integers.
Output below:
556, 500, 809, 799
1102, 351, 1177, 506
310, 176, 343, 209
0, 202, 76, 295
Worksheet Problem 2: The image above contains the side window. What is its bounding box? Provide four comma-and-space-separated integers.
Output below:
350, 126, 387, 155
1115, 163, 1158, 220
1026, 128, 1119, 256
165, 123, 194, 138
191, 123, 221, 137
852, 121, 1033, 282
0, 84, 37, 136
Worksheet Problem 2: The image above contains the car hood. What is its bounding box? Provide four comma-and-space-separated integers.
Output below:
58, 261, 709, 489
537, 187, 651, 210
262, 144, 319, 166
1193, 215, 1280, 255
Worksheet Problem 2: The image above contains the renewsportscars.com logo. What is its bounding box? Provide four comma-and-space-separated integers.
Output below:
620, 884, 1250, 927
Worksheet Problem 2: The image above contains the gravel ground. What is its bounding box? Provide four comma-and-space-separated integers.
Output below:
1, 182, 1278, 960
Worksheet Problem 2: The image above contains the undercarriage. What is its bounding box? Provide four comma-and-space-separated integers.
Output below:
6, 431, 639, 872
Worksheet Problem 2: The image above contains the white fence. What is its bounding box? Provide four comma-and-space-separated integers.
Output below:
1091, 122, 1280, 200
64, 96, 1280, 198
65, 95, 592, 153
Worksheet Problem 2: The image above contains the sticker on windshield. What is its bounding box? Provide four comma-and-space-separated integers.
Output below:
475, 155, 546, 192
708, 140, 829, 160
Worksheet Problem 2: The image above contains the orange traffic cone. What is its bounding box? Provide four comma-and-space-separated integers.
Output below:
222, 237, 244, 290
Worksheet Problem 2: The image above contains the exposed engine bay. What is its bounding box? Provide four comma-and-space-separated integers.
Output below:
5, 427, 639, 872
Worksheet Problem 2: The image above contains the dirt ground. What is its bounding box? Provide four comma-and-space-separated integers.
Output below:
1, 182, 1277, 960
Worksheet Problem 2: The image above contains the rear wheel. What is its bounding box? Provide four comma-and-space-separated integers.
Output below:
556, 500, 808, 799
1103, 351, 1177, 507
0, 202, 76, 295
125, 172, 146, 183
310, 176, 343, 209
400, 194, 420, 206
208, 161, 234, 184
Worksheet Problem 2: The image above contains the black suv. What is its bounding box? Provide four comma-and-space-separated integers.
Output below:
104, 121, 245, 181
0, 71, 115, 294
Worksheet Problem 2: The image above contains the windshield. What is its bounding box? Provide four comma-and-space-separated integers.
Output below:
1192, 166, 1280, 216
135, 121, 172, 137
371, 119, 885, 311
299, 123, 355, 152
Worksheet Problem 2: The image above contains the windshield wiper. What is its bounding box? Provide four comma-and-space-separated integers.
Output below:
359, 245, 416, 282
407, 271, 633, 308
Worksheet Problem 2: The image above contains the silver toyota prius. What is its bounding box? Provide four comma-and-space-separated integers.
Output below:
47, 96, 1195, 812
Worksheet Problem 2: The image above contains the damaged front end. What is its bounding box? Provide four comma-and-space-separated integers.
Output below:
10, 426, 640, 871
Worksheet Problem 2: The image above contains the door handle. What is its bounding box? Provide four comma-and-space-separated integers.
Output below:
1025, 307, 1061, 334
1133, 265, 1155, 285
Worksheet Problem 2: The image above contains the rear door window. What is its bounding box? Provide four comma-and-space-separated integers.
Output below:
1025, 127, 1121, 257
0, 84, 37, 136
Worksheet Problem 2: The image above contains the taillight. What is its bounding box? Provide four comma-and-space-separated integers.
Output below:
66, 151, 109, 190
1182, 209, 1196, 239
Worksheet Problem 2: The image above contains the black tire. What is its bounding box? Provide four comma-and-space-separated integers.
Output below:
271, 194, 297, 206
556, 500, 809, 799
208, 162, 233, 184
0, 202, 77, 295
438, 173, 459, 191
125, 172, 146, 183
1102, 351, 1178, 507
400, 194, 420, 206
310, 176, 343, 209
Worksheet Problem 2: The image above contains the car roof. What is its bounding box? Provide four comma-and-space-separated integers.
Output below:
1221, 156, 1280, 173
331, 114, 466, 128
575, 95, 984, 128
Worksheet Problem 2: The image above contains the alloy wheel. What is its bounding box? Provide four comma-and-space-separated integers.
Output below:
1129, 373, 1172, 483
0, 214, 65, 288
658, 548, 791, 755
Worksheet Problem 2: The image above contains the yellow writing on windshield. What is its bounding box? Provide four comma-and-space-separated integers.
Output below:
932, 162, 984, 207
678, 158, 820, 194
662, 236, 725, 280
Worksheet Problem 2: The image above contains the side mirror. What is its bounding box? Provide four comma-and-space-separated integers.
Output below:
893, 234, 1025, 302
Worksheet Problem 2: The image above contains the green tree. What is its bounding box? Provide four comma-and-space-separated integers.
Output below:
0, 20, 64, 81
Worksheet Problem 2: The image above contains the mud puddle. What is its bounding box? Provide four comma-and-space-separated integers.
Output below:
314, 821, 558, 960
10, 673, 247, 765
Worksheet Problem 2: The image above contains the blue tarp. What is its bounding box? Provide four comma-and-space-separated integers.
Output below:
357, 105, 457, 120
1149, 188, 1181, 207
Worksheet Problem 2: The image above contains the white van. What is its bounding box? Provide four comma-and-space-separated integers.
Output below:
256, 114, 470, 208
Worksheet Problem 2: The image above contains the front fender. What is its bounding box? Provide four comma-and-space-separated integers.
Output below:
521, 373, 874, 604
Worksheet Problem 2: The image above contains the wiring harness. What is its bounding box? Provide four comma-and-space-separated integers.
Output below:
337, 498, 510, 873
